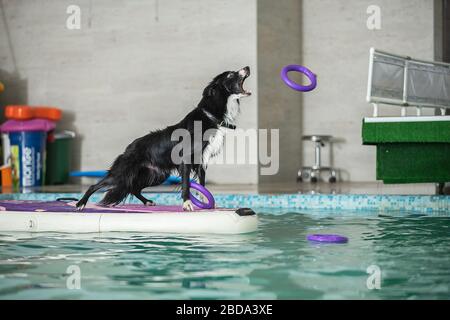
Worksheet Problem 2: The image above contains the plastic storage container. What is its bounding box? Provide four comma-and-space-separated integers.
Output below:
0, 119, 55, 188
45, 131, 75, 185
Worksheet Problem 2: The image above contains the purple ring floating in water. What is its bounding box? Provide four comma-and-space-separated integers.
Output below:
189, 181, 215, 209
281, 64, 317, 92
307, 234, 348, 244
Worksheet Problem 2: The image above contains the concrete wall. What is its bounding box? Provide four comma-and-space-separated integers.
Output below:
301, 0, 437, 181
257, 0, 437, 184
0, 0, 440, 185
0, 0, 258, 184
257, 0, 303, 184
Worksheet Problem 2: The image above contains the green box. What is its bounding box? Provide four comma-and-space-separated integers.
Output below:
45, 132, 75, 185
362, 119, 450, 184
376, 143, 450, 183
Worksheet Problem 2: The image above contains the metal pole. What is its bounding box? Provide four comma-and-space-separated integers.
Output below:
314, 142, 321, 169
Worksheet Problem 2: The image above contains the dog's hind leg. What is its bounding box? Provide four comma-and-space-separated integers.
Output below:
130, 168, 168, 206
76, 178, 112, 211
132, 192, 155, 206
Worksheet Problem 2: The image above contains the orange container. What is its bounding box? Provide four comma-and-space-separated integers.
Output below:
4, 105, 62, 121
34, 107, 62, 121
0, 165, 12, 188
5, 105, 34, 120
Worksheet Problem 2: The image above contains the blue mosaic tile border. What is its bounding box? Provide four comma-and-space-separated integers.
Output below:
0, 192, 449, 214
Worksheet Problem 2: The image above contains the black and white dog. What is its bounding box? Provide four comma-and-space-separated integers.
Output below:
76, 66, 251, 211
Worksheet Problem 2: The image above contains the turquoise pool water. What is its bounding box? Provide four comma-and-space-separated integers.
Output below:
1, 209, 449, 299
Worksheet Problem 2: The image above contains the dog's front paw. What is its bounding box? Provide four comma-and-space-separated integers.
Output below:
145, 200, 156, 206
183, 200, 195, 211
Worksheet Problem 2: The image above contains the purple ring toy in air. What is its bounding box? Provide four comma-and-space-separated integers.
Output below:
189, 181, 215, 209
281, 64, 317, 92
307, 234, 348, 243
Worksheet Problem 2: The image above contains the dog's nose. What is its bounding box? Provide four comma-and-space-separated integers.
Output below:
239, 66, 250, 77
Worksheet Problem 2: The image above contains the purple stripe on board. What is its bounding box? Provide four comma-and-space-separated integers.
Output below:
0, 200, 224, 213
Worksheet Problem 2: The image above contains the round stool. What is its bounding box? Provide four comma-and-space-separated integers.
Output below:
298, 135, 337, 183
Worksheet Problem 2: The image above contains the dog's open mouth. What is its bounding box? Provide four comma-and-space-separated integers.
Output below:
239, 74, 251, 96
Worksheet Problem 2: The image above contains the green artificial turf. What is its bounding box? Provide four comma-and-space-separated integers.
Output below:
362, 120, 450, 144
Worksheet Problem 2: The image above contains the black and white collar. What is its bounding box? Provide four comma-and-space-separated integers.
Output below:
202, 109, 236, 130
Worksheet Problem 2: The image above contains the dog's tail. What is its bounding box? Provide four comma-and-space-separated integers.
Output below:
99, 186, 130, 207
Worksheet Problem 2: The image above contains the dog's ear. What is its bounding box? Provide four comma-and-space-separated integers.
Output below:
203, 83, 216, 97
206, 86, 215, 97
203, 71, 228, 97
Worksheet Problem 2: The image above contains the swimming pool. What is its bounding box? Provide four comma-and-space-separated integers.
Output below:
0, 193, 449, 299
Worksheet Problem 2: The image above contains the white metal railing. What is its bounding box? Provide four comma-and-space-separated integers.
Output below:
367, 48, 450, 117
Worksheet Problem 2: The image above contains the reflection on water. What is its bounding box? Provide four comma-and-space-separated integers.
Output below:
0, 211, 449, 299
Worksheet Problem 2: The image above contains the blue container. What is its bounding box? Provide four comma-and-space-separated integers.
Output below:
1, 119, 55, 189
8, 131, 46, 187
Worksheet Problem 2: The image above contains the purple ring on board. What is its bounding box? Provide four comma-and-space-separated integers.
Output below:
307, 234, 348, 244
280, 64, 317, 92
189, 181, 215, 209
